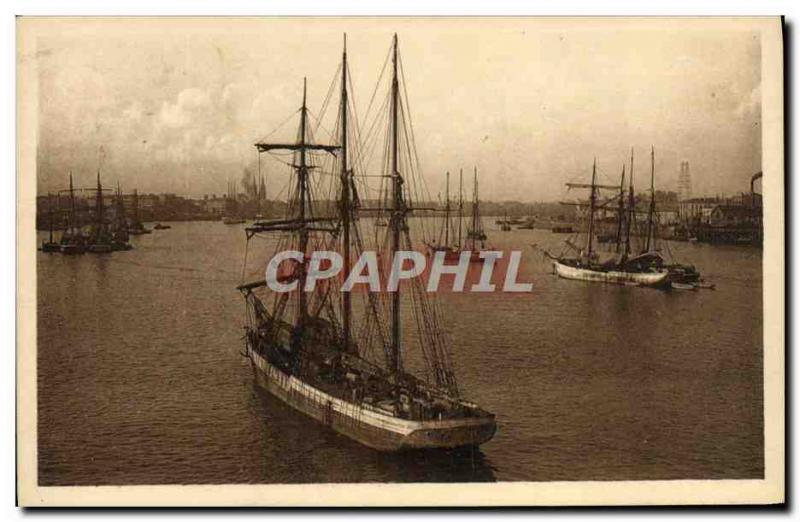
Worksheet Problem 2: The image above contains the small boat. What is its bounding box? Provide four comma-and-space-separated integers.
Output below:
87, 243, 114, 254
426, 243, 484, 263
517, 218, 535, 230
60, 243, 85, 255
222, 216, 246, 225
670, 282, 698, 291
551, 226, 574, 234
128, 223, 152, 235
153, 223, 171, 230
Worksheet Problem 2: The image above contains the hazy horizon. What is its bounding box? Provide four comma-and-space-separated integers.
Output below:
34, 18, 762, 202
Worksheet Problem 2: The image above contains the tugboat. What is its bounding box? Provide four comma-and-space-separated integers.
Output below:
237, 35, 496, 451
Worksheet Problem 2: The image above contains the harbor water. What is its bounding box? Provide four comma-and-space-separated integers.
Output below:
37, 220, 763, 484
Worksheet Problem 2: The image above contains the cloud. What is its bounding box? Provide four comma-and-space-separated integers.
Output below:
159, 87, 212, 128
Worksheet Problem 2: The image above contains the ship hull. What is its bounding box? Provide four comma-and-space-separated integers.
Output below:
249, 349, 496, 452
553, 260, 668, 286
426, 245, 485, 263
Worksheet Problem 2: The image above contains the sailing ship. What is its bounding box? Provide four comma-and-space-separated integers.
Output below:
59, 173, 86, 255
40, 193, 61, 252
633, 148, 703, 289
499, 212, 512, 232
546, 153, 669, 287
466, 168, 488, 244
426, 170, 465, 261
222, 181, 246, 224
128, 189, 152, 235
87, 172, 114, 253
237, 35, 496, 451
426, 168, 490, 262
110, 182, 133, 251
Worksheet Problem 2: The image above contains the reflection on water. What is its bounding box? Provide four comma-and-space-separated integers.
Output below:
37, 220, 763, 485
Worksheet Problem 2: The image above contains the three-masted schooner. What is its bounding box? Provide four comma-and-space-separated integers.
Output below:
236, 35, 496, 451
547, 151, 669, 287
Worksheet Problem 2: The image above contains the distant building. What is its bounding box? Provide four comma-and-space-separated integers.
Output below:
677, 197, 721, 224
202, 195, 227, 216
708, 204, 756, 227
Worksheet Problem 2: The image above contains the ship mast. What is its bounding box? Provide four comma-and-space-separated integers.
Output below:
644, 146, 655, 252
586, 158, 597, 260
47, 193, 54, 243
458, 168, 463, 248
615, 165, 626, 254
296, 79, 311, 324
339, 35, 353, 353
389, 34, 402, 377
468, 168, 477, 250
252, 80, 340, 335
95, 170, 104, 231
444, 171, 450, 246
69, 172, 76, 236
133, 189, 140, 225
623, 148, 635, 261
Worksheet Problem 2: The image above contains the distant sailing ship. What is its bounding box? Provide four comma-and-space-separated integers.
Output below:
546, 151, 669, 287
40, 193, 60, 252
237, 35, 496, 451
59, 173, 87, 255
86, 171, 115, 253
634, 148, 703, 289
128, 189, 152, 235
426, 167, 490, 262
111, 182, 133, 251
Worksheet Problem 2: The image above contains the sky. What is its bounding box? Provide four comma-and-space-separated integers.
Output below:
31, 18, 762, 202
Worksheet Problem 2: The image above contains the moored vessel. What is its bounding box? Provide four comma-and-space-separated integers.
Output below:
546, 153, 668, 287
237, 35, 496, 452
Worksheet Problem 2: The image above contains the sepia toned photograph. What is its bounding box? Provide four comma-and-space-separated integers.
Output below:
16, 16, 784, 506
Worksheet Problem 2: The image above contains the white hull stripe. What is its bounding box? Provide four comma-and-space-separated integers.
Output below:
553, 261, 668, 285
250, 350, 490, 436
